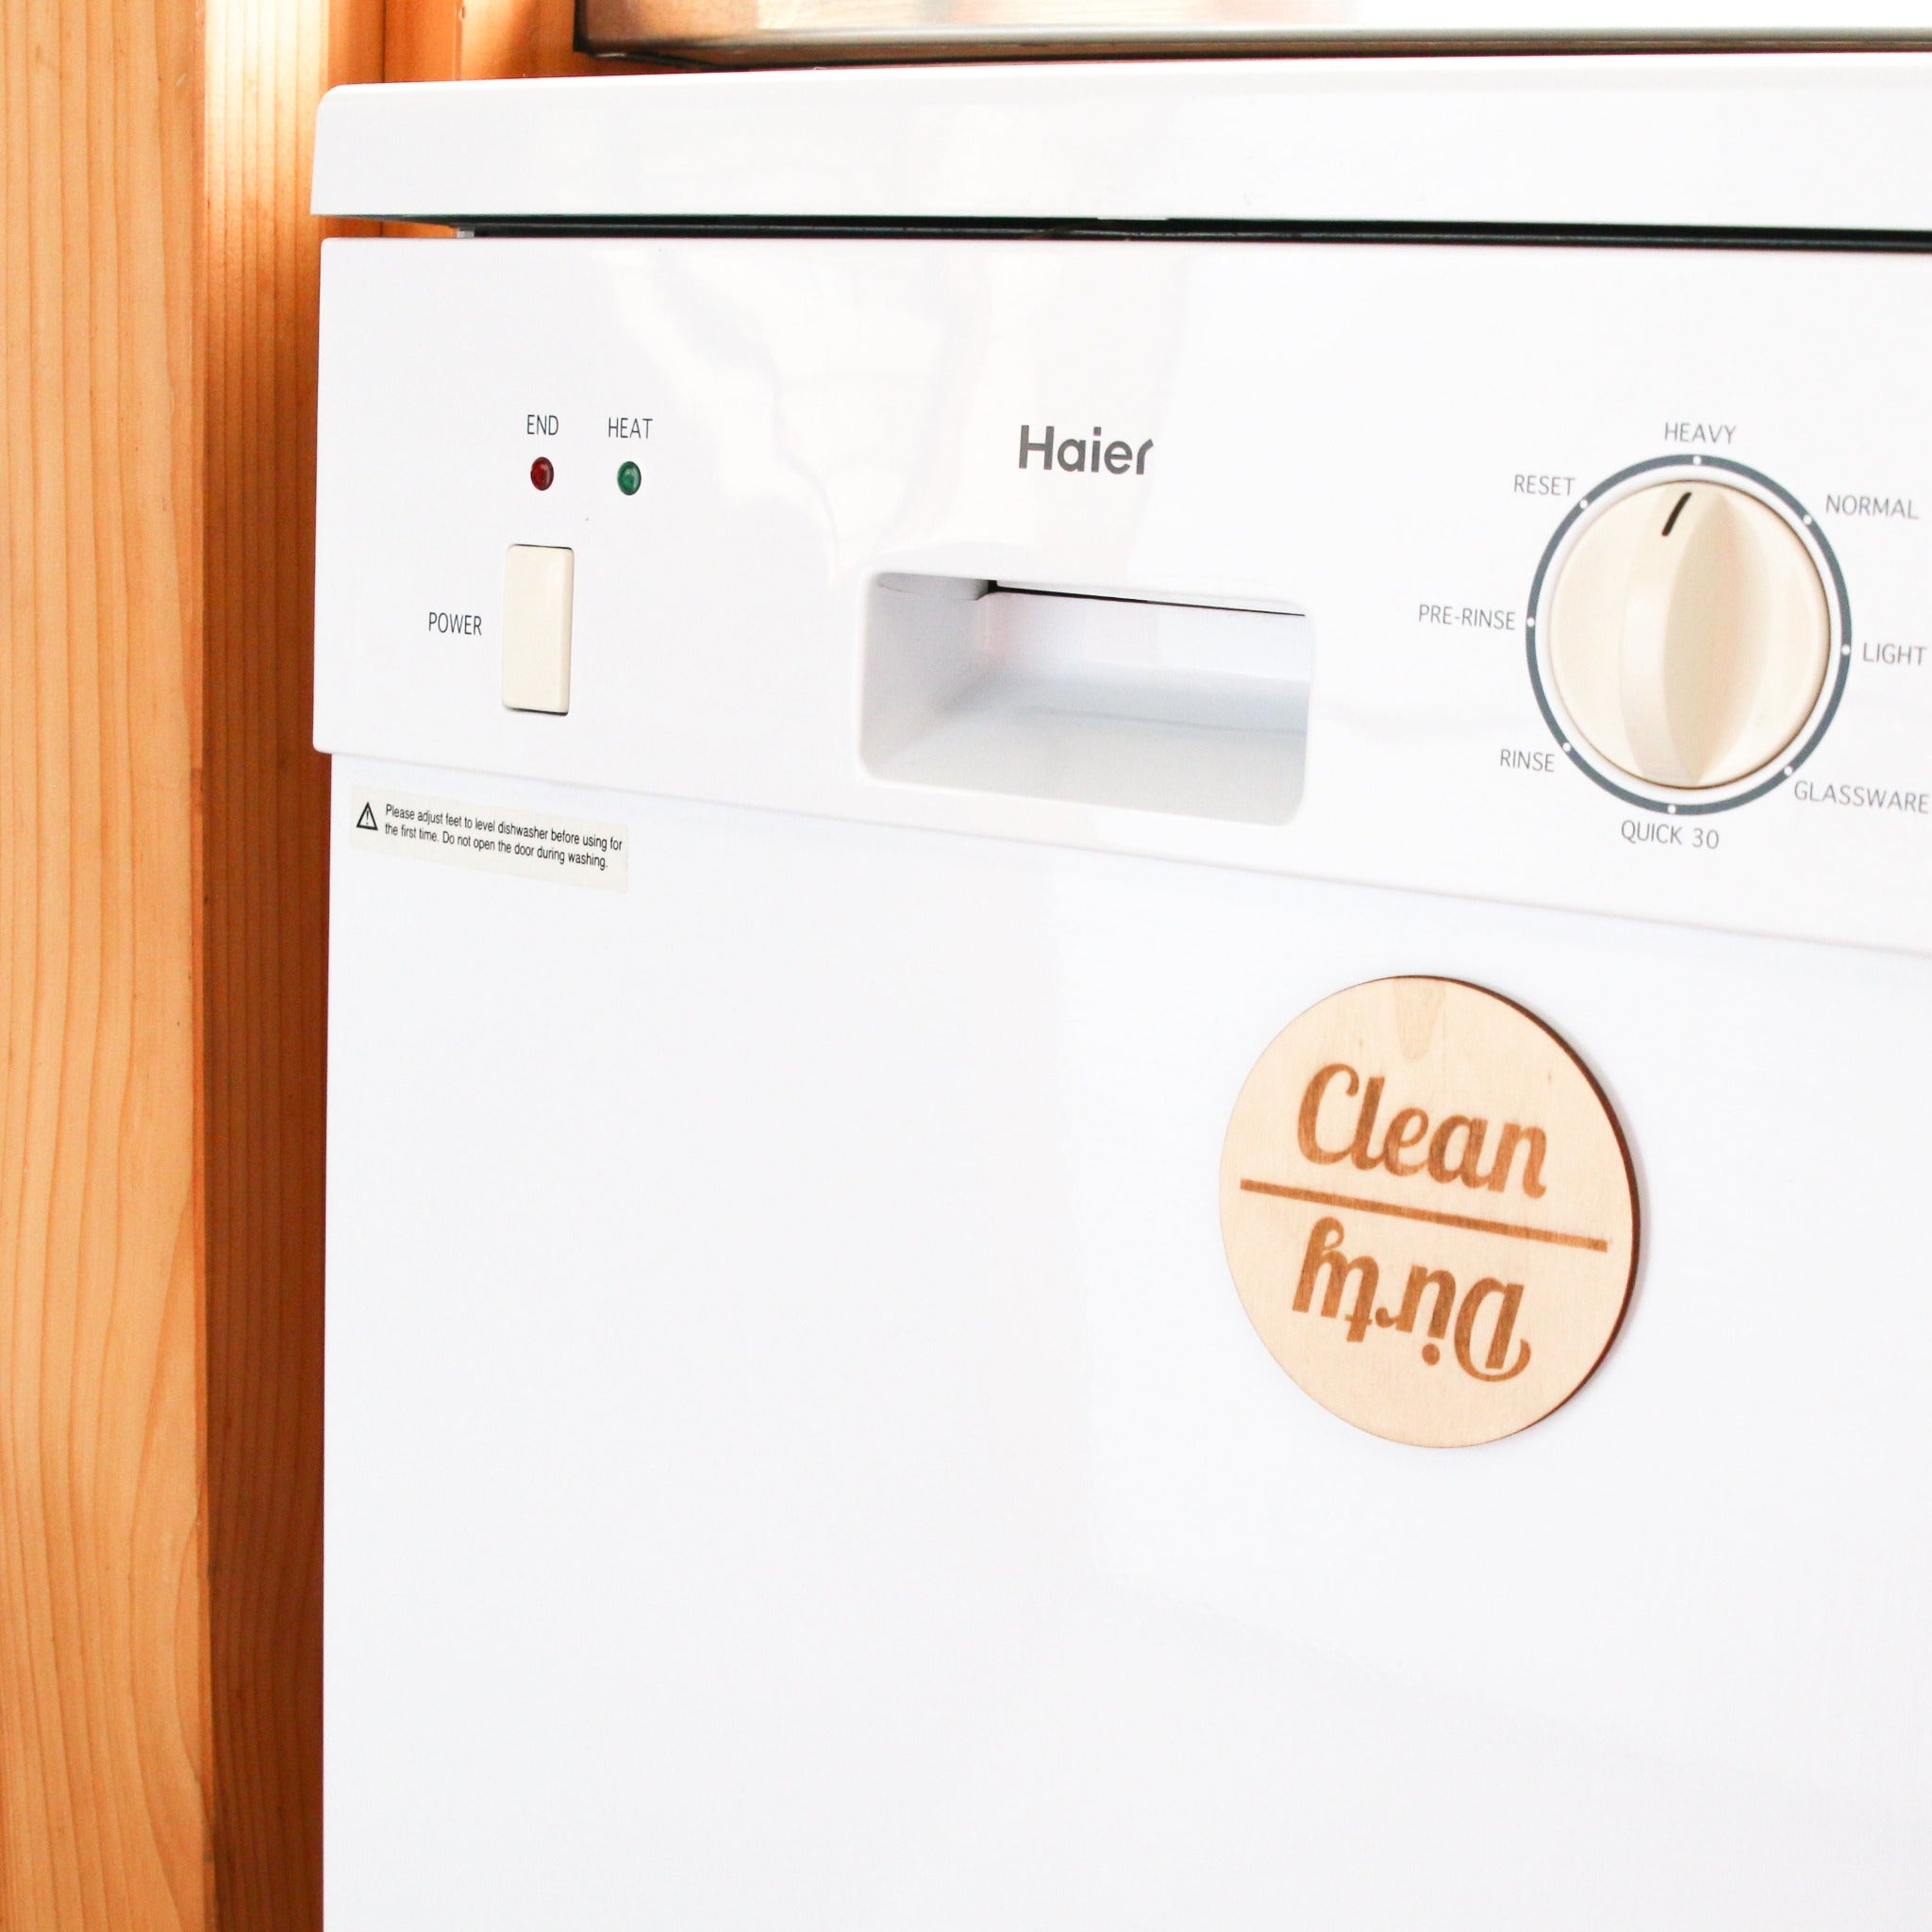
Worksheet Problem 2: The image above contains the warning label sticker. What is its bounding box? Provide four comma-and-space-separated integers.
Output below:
346, 786, 627, 891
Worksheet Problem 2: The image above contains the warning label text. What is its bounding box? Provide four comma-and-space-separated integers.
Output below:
346, 786, 627, 891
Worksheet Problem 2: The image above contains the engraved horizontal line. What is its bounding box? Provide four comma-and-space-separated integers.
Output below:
1238, 1179, 1610, 1254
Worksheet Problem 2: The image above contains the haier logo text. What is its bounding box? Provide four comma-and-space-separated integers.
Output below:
1018, 425, 1154, 475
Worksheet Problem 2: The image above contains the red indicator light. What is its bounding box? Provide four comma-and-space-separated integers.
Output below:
530, 457, 555, 491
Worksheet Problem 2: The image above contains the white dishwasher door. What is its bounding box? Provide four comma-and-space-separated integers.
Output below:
325, 752, 1932, 1932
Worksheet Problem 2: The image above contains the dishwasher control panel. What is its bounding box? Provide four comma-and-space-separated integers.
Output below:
315, 235, 1932, 954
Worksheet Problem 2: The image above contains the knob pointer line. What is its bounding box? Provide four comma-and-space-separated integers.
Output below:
1237, 1177, 1610, 1254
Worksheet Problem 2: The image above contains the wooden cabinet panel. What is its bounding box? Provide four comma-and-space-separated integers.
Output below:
1, 0, 208, 1925
203, 4, 380, 1926
389, 0, 655, 79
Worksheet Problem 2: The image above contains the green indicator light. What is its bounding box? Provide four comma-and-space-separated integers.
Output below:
616, 460, 641, 496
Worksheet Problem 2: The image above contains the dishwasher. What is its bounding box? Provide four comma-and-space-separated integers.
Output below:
312, 54, 1932, 1926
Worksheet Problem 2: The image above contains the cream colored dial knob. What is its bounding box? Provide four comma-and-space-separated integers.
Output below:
1547, 480, 1831, 790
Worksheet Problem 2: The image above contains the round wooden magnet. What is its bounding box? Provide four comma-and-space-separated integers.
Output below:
1219, 977, 1638, 1448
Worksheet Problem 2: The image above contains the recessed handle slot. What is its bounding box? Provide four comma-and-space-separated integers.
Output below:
860, 575, 1312, 824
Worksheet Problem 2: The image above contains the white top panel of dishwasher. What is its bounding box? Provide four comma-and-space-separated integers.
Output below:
313, 236, 1932, 955
311, 57, 1932, 231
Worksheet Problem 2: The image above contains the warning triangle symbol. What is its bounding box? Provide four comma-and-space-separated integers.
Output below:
355, 801, 377, 832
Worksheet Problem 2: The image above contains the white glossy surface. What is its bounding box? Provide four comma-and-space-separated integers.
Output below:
316, 237, 1932, 952
311, 58, 1932, 229
326, 752, 1932, 1927
319, 75, 1932, 1921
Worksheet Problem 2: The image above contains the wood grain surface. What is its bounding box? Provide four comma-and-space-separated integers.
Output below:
1220, 977, 1639, 1448
1, 0, 208, 1924
203, 3, 380, 1927
389, 0, 658, 79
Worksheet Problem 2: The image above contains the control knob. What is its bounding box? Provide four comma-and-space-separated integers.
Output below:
1545, 479, 1830, 790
